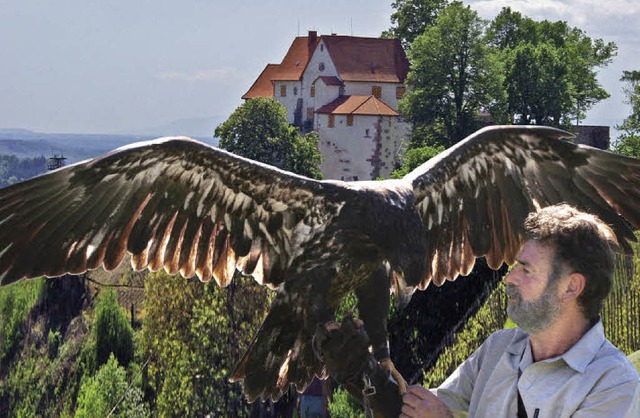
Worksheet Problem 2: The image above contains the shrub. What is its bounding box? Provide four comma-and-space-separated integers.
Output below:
0, 278, 45, 363
75, 353, 148, 418
327, 386, 364, 417
93, 289, 134, 368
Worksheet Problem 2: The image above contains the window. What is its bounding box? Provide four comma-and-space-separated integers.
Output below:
365, 129, 370, 136
346, 115, 354, 126
396, 86, 406, 99
328, 114, 335, 128
310, 85, 315, 97
319, 62, 325, 72
372, 85, 382, 99
294, 86, 298, 96
307, 107, 314, 120
280, 85, 287, 97
320, 44, 324, 51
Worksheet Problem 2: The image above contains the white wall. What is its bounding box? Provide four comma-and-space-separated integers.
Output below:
343, 81, 405, 110
316, 113, 411, 180
273, 80, 302, 124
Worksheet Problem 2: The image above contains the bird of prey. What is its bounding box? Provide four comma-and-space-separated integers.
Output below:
1, 125, 639, 402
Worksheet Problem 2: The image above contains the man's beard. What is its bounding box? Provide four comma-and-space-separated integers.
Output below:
506, 282, 561, 335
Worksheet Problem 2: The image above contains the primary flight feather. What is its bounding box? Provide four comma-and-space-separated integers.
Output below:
1, 125, 639, 401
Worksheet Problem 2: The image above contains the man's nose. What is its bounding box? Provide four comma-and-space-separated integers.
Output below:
505, 268, 519, 285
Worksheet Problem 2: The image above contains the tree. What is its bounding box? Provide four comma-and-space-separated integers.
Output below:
390, 144, 445, 178
614, 70, 640, 158
142, 271, 269, 416
215, 98, 323, 179
400, 1, 500, 146
487, 7, 616, 126
382, 0, 449, 48
75, 354, 148, 418
93, 289, 134, 368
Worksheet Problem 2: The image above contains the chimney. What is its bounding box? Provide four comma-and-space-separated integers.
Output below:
308, 30, 317, 55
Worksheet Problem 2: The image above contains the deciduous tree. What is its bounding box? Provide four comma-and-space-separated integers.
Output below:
614, 70, 640, 158
488, 7, 616, 126
400, 1, 499, 146
382, 0, 449, 48
215, 98, 322, 179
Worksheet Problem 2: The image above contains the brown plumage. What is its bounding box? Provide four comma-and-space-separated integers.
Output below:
1, 125, 639, 401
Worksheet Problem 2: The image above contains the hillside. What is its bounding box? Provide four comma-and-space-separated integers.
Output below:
0, 129, 218, 164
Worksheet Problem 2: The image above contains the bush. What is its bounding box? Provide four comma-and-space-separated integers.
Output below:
0, 278, 45, 363
327, 386, 364, 417
75, 353, 148, 418
93, 289, 134, 368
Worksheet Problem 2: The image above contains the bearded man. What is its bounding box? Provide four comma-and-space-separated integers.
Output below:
401, 204, 640, 418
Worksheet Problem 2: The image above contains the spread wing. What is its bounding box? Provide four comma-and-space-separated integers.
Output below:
405, 125, 640, 288
0, 137, 345, 286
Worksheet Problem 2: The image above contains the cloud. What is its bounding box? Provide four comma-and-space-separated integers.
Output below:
469, 0, 640, 44
155, 67, 238, 82
470, 0, 639, 31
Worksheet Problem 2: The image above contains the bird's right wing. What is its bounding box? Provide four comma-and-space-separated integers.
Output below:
0, 137, 347, 287
405, 125, 640, 288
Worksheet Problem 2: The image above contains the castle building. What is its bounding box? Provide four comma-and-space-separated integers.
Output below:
243, 31, 412, 180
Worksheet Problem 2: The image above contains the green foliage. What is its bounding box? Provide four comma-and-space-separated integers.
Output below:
142, 271, 270, 416
215, 97, 323, 179
0, 277, 45, 363
93, 289, 134, 369
391, 144, 445, 178
75, 353, 148, 418
422, 281, 508, 388
601, 235, 640, 355
488, 7, 616, 126
0, 155, 47, 188
382, 0, 449, 48
327, 386, 364, 417
503, 42, 570, 126
628, 351, 640, 373
614, 70, 640, 157
402, 2, 499, 146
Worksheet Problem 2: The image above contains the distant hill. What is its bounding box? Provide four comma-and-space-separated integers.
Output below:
0, 129, 219, 164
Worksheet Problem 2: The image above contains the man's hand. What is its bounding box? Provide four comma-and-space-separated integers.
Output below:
401, 385, 453, 418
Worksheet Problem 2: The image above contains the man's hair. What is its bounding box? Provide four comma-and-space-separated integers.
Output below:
524, 204, 618, 322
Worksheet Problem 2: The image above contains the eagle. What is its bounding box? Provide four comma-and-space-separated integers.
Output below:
1, 126, 639, 402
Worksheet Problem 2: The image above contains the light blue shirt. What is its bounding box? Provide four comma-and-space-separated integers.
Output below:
434, 322, 640, 417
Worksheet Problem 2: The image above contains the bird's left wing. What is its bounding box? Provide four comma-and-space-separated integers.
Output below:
0, 137, 345, 286
404, 125, 640, 288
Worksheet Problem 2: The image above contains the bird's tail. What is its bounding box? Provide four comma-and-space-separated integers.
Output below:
229, 290, 325, 402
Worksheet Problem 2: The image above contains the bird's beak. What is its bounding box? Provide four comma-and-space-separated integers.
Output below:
392, 271, 415, 309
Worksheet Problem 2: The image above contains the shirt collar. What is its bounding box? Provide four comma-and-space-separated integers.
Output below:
505, 320, 605, 373
558, 320, 605, 373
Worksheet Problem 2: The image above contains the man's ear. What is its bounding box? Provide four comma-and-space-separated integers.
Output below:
561, 273, 586, 302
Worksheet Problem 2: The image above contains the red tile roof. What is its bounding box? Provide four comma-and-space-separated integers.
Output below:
316, 95, 399, 116
315, 76, 343, 86
242, 32, 409, 99
322, 36, 409, 83
242, 35, 319, 99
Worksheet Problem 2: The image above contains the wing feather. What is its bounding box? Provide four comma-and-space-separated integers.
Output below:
0, 137, 346, 286
406, 125, 640, 288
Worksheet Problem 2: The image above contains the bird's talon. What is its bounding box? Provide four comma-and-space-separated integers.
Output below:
379, 358, 408, 394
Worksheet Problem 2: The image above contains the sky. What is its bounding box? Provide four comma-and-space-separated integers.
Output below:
1, 0, 638, 137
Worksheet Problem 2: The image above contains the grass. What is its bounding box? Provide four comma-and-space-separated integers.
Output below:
0, 277, 46, 364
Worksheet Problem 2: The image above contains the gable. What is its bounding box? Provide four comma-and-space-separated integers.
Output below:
316, 95, 398, 116
321, 36, 409, 83
242, 35, 320, 99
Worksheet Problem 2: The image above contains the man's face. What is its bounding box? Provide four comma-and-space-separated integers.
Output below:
505, 240, 565, 334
